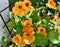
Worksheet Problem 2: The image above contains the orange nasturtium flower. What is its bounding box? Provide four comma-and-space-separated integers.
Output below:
23, 0, 31, 7
12, 1, 29, 16
47, 0, 56, 9
23, 0, 34, 10
37, 27, 47, 36
54, 13, 60, 24
21, 20, 32, 27
12, 34, 22, 45
12, 2, 25, 16
22, 34, 35, 44
12, 0, 34, 16
23, 27, 34, 35
12, 34, 26, 47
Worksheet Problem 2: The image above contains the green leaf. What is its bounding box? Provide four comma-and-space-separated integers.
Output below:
33, 33, 48, 46
30, 10, 39, 23
10, 0, 18, 5
41, 19, 50, 25
30, 0, 47, 8
15, 22, 23, 35
46, 26, 51, 33
58, 32, 60, 46
1, 36, 8, 46
58, 10, 60, 15
49, 31, 59, 44
57, 42, 60, 46
49, 43, 57, 47
7, 18, 15, 30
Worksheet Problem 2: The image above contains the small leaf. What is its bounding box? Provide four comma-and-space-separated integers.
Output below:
49, 31, 59, 44
33, 33, 48, 46
15, 22, 23, 35
41, 19, 50, 25
30, 10, 39, 23
7, 18, 15, 30
1, 36, 8, 46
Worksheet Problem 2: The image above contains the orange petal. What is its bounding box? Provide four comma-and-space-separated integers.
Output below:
47, 0, 56, 9
37, 27, 47, 36
23, 27, 34, 35
12, 34, 22, 44
23, 0, 32, 7
56, 18, 60, 24
22, 20, 32, 27
28, 6, 34, 10
23, 34, 35, 44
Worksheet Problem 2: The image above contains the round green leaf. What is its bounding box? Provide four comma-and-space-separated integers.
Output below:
33, 33, 48, 46
41, 19, 50, 25
49, 31, 59, 44
1, 36, 8, 46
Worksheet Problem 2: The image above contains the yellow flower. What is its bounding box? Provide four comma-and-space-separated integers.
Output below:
12, 34, 22, 45
12, 1, 28, 16
23, 0, 31, 7
47, 0, 56, 9
37, 27, 47, 36
15, 2, 25, 10
12, 0, 34, 16
21, 20, 32, 27
12, 34, 26, 47
23, 0, 34, 10
22, 34, 35, 44
23, 27, 34, 35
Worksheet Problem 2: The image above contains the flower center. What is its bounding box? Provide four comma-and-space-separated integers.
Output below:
18, 5, 22, 9
26, 3, 29, 7
26, 34, 30, 36
40, 29, 44, 32
27, 23, 30, 25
